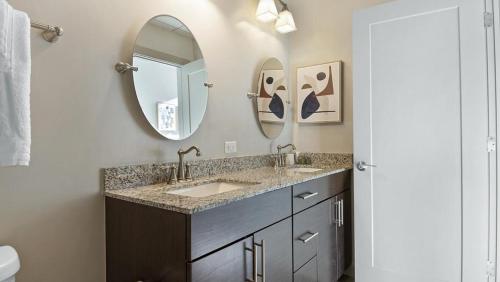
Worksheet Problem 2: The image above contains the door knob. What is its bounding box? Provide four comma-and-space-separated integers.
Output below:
356, 161, 377, 171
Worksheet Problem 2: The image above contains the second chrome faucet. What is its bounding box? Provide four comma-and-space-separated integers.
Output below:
176, 146, 201, 181
276, 144, 297, 167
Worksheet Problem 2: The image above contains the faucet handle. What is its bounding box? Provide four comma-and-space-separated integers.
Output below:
185, 164, 193, 181
168, 166, 178, 184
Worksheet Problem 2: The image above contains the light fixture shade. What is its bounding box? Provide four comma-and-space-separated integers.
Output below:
256, 0, 278, 23
275, 10, 297, 33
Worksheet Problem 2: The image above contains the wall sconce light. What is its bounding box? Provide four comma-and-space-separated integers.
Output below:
256, 0, 278, 23
275, 7, 297, 33
256, 0, 297, 33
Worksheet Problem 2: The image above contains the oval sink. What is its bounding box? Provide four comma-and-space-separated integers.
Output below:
286, 167, 323, 173
166, 181, 256, 198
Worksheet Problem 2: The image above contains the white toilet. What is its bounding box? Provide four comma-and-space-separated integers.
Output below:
0, 246, 20, 282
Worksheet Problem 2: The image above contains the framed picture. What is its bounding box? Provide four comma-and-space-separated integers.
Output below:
257, 69, 287, 123
296, 61, 342, 123
157, 102, 177, 131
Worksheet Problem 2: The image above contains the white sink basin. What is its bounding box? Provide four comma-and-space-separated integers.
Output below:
166, 181, 255, 198
286, 167, 323, 173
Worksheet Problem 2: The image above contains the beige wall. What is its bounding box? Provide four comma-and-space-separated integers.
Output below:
288, 0, 391, 153
0, 0, 291, 281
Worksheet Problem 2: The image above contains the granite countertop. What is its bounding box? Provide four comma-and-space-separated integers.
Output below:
104, 164, 352, 214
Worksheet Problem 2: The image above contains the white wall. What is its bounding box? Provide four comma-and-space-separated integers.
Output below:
0, 0, 290, 281
288, 0, 391, 153
137, 22, 200, 61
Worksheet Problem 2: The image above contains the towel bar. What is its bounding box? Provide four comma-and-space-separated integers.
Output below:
30, 21, 63, 43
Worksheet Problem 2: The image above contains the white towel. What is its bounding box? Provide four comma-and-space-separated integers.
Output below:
0, 5, 31, 166
0, 0, 13, 70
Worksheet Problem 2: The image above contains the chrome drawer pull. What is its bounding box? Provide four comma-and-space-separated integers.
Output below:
297, 192, 319, 200
299, 231, 319, 243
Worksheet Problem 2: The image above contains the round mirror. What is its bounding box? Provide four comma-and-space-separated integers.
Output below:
256, 58, 288, 139
132, 15, 208, 140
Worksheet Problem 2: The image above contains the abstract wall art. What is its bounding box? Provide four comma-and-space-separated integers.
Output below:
297, 61, 342, 123
257, 69, 287, 123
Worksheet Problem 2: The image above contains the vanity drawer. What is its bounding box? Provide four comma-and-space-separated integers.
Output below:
293, 199, 330, 271
188, 187, 292, 260
292, 170, 349, 214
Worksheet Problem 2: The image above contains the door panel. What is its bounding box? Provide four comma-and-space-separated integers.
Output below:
188, 237, 253, 282
254, 218, 293, 282
181, 59, 207, 135
294, 256, 319, 282
353, 0, 490, 281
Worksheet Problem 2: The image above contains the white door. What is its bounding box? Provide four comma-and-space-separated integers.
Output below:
180, 59, 207, 135
353, 0, 492, 281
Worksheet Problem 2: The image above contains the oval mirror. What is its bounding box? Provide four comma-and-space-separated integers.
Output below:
256, 58, 288, 139
132, 15, 208, 140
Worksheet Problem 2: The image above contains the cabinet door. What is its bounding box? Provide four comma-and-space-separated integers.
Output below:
335, 193, 346, 280
294, 256, 319, 282
294, 199, 336, 281
254, 218, 293, 282
188, 237, 254, 282
335, 190, 352, 280
317, 198, 338, 282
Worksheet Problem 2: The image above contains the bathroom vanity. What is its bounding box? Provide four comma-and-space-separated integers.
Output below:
104, 154, 352, 282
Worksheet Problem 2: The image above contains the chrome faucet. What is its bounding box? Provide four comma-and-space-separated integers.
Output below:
277, 144, 297, 167
177, 146, 201, 181
277, 144, 296, 154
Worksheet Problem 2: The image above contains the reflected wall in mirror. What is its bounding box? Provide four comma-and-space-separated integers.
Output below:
256, 58, 288, 139
133, 15, 208, 140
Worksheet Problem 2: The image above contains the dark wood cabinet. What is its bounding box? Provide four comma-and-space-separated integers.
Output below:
188, 237, 254, 282
294, 256, 319, 282
188, 187, 291, 260
293, 170, 350, 214
293, 188, 352, 282
254, 218, 293, 282
317, 199, 338, 282
105, 171, 351, 282
334, 190, 352, 280
189, 218, 293, 282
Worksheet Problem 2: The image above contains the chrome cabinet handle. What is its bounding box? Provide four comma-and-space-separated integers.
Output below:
340, 199, 344, 226
299, 231, 319, 243
259, 240, 266, 282
251, 241, 258, 282
336, 200, 342, 227
297, 192, 319, 200
248, 240, 265, 282
356, 161, 377, 171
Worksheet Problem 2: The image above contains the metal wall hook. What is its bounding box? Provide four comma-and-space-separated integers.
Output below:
115, 62, 138, 73
247, 92, 258, 99
247, 92, 290, 104
204, 83, 214, 88
31, 21, 63, 43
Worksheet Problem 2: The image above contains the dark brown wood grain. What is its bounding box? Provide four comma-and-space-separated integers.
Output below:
293, 170, 350, 214
188, 237, 254, 282
105, 197, 187, 282
254, 218, 293, 282
105, 170, 352, 282
294, 256, 319, 282
188, 187, 292, 260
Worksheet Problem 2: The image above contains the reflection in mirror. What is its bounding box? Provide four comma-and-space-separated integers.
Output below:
257, 58, 287, 139
132, 15, 208, 140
